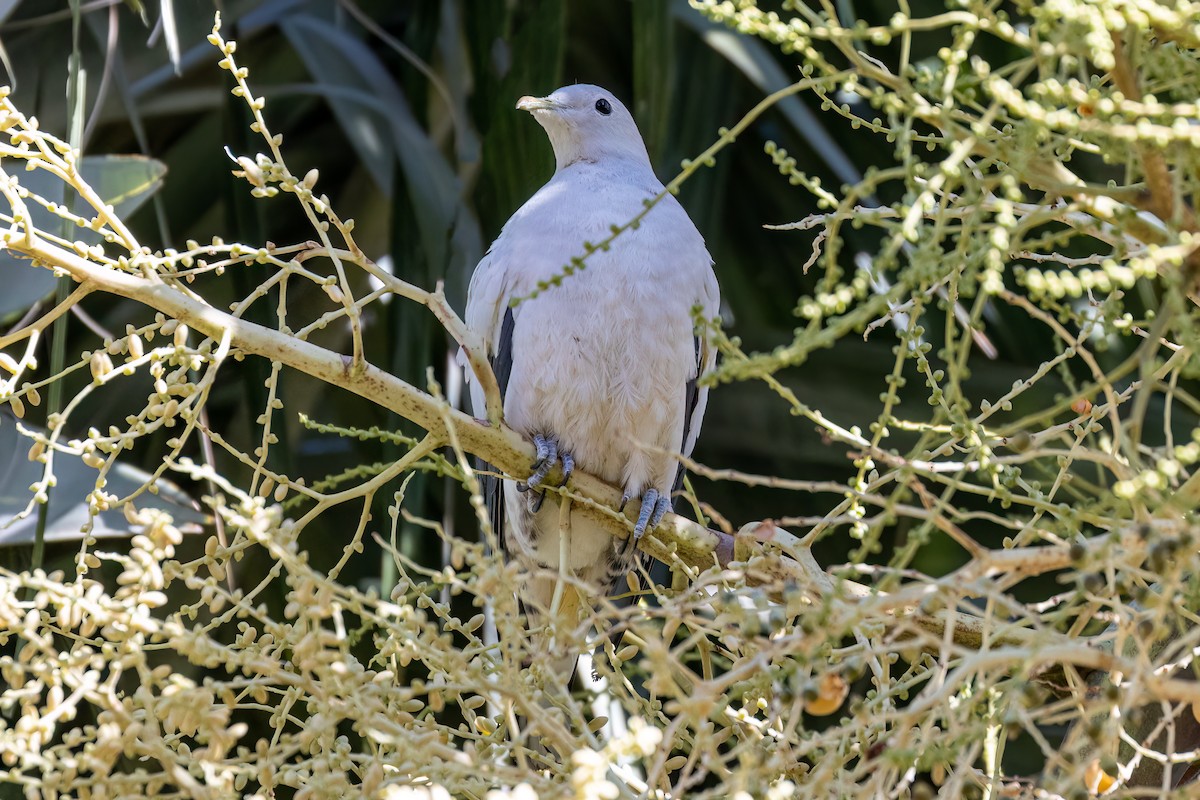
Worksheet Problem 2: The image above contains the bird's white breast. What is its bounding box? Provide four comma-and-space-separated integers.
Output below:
469, 162, 717, 578
499, 166, 707, 491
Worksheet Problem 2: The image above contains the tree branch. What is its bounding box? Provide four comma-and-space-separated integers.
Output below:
14, 233, 733, 566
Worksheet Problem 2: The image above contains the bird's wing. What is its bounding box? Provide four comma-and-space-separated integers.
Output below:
463, 248, 518, 550
675, 262, 721, 493
462, 249, 511, 403
491, 306, 515, 404
673, 336, 702, 497
487, 308, 515, 551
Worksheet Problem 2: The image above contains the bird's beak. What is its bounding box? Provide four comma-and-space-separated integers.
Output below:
516, 95, 557, 113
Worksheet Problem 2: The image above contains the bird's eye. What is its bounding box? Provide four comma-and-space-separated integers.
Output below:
594, 98, 612, 115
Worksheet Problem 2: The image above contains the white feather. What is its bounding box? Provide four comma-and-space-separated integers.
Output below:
464, 84, 720, 598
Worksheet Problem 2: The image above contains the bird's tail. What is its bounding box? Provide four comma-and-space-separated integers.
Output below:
522, 573, 589, 687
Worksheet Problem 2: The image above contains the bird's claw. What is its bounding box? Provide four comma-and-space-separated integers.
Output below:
631, 487, 671, 542
519, 433, 573, 512
526, 434, 559, 492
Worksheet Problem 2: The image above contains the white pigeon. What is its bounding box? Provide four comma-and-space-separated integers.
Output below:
463, 84, 720, 669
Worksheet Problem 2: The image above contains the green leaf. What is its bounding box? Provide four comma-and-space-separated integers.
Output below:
634, 0, 674, 168
0, 415, 208, 546
159, 0, 181, 74
78, 154, 167, 217
280, 13, 461, 275
673, 1, 861, 188
0, 154, 165, 322
470, 0, 566, 237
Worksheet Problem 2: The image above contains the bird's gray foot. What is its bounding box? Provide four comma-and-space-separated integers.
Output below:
518, 433, 573, 512
622, 487, 671, 543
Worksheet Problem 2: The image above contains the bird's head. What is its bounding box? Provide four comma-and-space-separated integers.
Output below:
516, 84, 651, 173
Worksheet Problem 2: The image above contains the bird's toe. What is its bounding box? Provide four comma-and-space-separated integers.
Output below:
648, 493, 671, 531
523, 434, 574, 513
631, 487, 672, 542
525, 433, 560, 492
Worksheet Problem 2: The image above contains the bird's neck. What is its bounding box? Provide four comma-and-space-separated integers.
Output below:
553, 154, 658, 185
